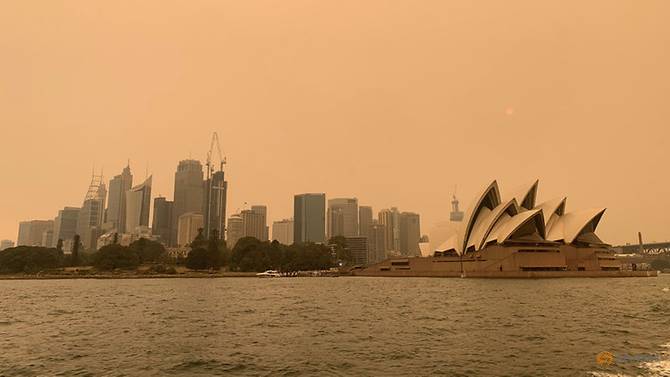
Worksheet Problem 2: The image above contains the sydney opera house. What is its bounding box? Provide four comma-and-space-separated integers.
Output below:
356, 180, 656, 278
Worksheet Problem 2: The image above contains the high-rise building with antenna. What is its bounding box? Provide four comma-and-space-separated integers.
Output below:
450, 194, 464, 222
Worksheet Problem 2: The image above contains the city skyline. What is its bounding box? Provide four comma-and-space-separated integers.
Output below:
1, 1, 669, 245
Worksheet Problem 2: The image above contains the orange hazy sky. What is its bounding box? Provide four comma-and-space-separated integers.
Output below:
1, 1, 668, 245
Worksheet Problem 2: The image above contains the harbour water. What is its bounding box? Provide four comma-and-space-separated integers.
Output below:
1, 276, 669, 376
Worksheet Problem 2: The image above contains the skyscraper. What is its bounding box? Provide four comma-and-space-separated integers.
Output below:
172, 159, 204, 246
251, 205, 269, 241
345, 236, 369, 266
152, 197, 173, 245
327, 198, 358, 239
378, 208, 400, 253
358, 206, 373, 238
203, 170, 227, 238
53, 207, 80, 247
177, 212, 204, 247
226, 214, 244, 249
77, 173, 107, 250
106, 164, 133, 233
368, 220, 387, 263
17, 220, 54, 246
241, 208, 266, 241
272, 218, 294, 245
125, 176, 152, 233
399, 212, 421, 256
294, 193, 326, 244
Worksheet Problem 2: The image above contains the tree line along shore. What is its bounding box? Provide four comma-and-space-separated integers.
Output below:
0, 229, 357, 278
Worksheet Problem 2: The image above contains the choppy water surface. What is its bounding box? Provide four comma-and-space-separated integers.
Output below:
1, 276, 669, 376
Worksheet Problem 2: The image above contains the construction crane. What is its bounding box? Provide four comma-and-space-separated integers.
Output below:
204, 132, 227, 238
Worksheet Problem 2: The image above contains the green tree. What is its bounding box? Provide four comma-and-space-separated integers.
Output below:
186, 247, 209, 270
71, 234, 81, 267
129, 238, 166, 264
207, 229, 222, 269
93, 244, 140, 270
650, 258, 670, 271
0, 246, 61, 274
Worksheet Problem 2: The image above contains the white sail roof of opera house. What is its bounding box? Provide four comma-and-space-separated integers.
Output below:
437, 180, 607, 255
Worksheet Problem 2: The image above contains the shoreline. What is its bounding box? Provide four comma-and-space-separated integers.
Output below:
0, 272, 261, 280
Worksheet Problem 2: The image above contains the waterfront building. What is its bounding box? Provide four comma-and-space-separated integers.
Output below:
327, 198, 358, 239
172, 159, 204, 246
359, 180, 634, 277
378, 208, 400, 253
367, 220, 387, 263
294, 193, 326, 244
226, 214, 244, 249
272, 218, 294, 245
0, 240, 14, 251
399, 212, 421, 256
17, 220, 54, 247
203, 170, 227, 238
250, 205, 269, 241
125, 176, 152, 234
345, 236, 369, 266
177, 212, 204, 247
358, 206, 373, 238
77, 174, 107, 250
106, 164, 133, 233
152, 197, 173, 245
53, 207, 80, 247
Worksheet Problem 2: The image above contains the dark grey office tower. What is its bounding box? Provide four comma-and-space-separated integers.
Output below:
203, 170, 227, 238
152, 197, 173, 245
172, 159, 204, 246
399, 212, 421, 256
53, 207, 80, 246
294, 193, 326, 244
358, 206, 373, 238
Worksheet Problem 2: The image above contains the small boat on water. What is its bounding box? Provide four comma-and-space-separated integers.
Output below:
256, 270, 281, 278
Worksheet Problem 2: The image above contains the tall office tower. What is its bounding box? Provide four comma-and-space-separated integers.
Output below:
125, 176, 152, 233
240, 208, 266, 241
177, 212, 204, 247
378, 208, 400, 253
294, 193, 326, 244
152, 197, 173, 245
203, 170, 227, 238
17, 220, 54, 246
106, 164, 133, 233
358, 206, 373, 238
368, 220, 387, 263
345, 236, 369, 266
53, 207, 80, 247
250, 205, 269, 241
77, 174, 107, 250
450, 194, 464, 222
0, 240, 14, 251
272, 218, 294, 245
172, 159, 204, 246
226, 214, 244, 249
399, 212, 421, 256
327, 198, 358, 239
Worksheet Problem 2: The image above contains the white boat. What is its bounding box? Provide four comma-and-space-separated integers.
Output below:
256, 270, 281, 278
